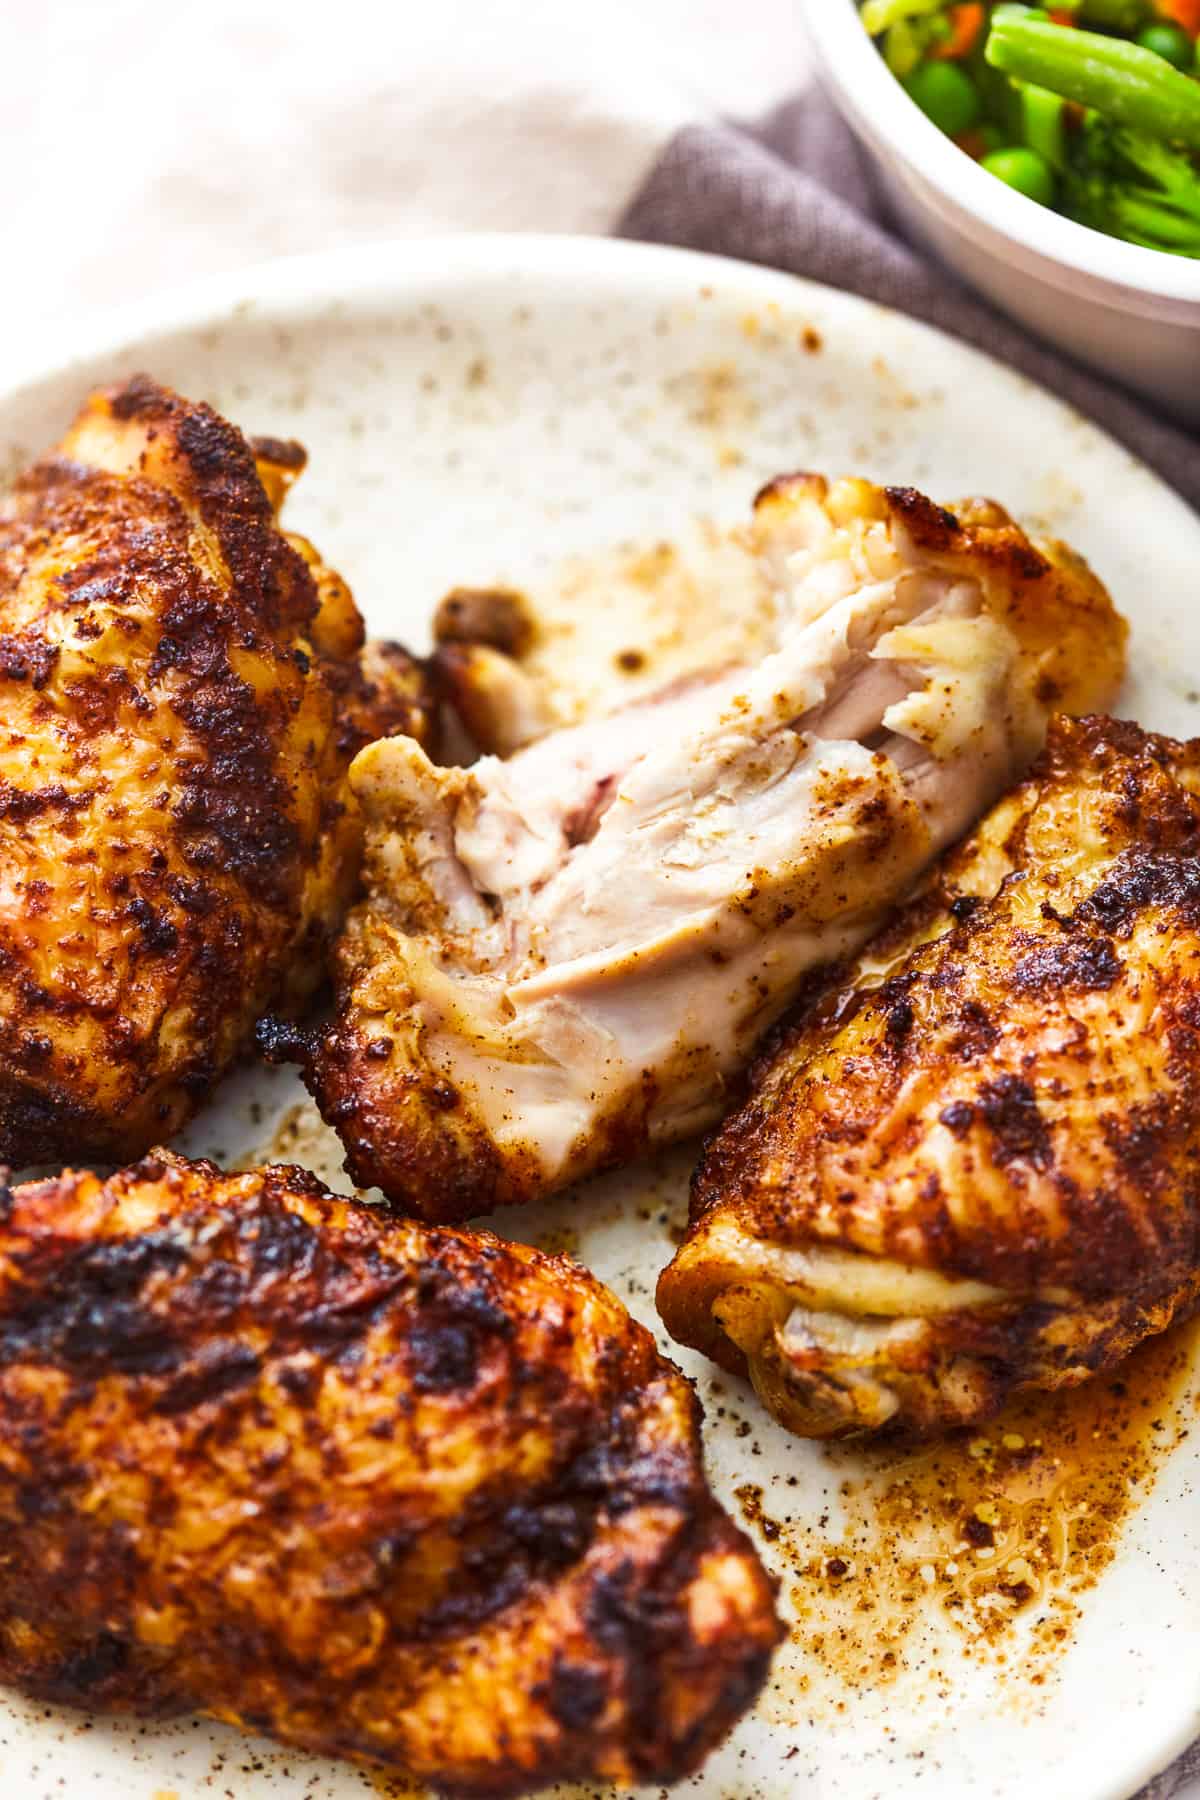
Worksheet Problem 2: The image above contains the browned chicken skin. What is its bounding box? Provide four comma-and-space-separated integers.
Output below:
659, 716, 1200, 1440
0, 1150, 779, 1796
0, 377, 429, 1168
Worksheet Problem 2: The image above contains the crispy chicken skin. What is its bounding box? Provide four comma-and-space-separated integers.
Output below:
0, 1151, 779, 1797
0, 377, 429, 1168
659, 715, 1200, 1440
430, 482, 1125, 759
297, 476, 1125, 1223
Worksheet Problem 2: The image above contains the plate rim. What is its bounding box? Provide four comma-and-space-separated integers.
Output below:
1, 229, 1199, 1800
1, 232, 1196, 542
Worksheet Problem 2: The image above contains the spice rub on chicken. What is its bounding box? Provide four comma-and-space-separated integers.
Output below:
296, 475, 1126, 1222
659, 715, 1200, 1441
0, 1151, 780, 1797
0, 376, 430, 1169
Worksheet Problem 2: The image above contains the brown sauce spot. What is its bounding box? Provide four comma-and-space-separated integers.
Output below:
675, 360, 757, 433
762, 1316, 1200, 1718
735, 1483, 781, 1542
368, 1775, 429, 1799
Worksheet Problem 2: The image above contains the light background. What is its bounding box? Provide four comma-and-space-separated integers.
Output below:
2, 0, 805, 330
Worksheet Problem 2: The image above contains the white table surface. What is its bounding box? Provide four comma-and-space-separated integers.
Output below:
0, 0, 807, 335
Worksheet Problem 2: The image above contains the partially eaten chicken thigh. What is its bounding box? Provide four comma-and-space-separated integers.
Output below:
301, 477, 1126, 1222
659, 715, 1200, 1440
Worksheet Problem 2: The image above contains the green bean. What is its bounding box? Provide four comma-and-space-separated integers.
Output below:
986, 18, 1200, 151
1111, 191, 1200, 250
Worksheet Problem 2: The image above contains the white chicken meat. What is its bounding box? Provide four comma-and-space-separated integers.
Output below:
296, 475, 1126, 1221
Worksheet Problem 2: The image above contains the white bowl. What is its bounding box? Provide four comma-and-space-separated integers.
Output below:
801, 0, 1200, 426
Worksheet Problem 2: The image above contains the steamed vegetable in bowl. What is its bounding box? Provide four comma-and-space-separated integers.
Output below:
858, 2, 1200, 255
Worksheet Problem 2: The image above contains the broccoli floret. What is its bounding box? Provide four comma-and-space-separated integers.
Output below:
1063, 115, 1200, 255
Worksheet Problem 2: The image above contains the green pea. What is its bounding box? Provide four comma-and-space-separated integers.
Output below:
1135, 23, 1194, 71
981, 145, 1058, 206
904, 61, 982, 137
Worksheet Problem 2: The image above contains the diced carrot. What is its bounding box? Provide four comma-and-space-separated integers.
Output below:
1156, 0, 1200, 33
931, 3, 985, 59
1047, 9, 1076, 22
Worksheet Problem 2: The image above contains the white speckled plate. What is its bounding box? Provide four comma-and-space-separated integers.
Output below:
2, 236, 1199, 1800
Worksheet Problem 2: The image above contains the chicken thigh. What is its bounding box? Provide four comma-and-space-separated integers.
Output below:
297, 476, 1125, 1222
659, 715, 1200, 1440
0, 1151, 780, 1797
0, 377, 428, 1168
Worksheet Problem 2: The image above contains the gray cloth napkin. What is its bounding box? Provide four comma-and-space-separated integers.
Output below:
620, 89, 1200, 1800
620, 92, 1199, 516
